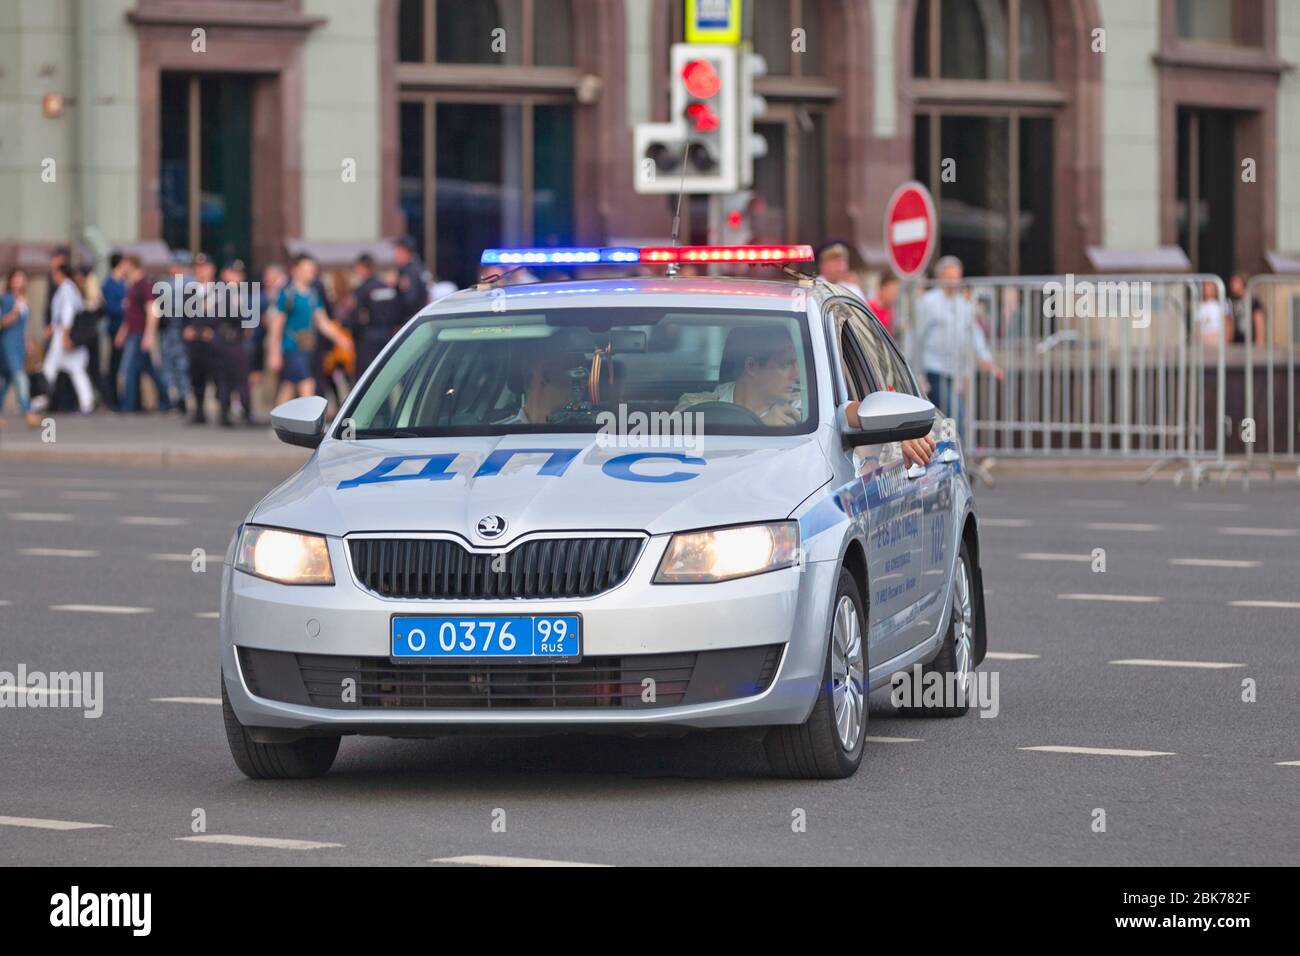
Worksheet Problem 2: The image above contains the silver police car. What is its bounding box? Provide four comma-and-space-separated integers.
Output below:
221, 248, 987, 779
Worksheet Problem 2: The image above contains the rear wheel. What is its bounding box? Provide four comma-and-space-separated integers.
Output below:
895, 541, 975, 718
764, 568, 867, 779
222, 681, 340, 779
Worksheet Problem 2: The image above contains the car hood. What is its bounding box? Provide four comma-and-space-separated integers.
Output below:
250, 434, 833, 542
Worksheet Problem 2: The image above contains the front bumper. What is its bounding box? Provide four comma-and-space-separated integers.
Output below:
221, 535, 839, 734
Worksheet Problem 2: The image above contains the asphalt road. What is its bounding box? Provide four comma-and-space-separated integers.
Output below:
1, 459, 1297, 866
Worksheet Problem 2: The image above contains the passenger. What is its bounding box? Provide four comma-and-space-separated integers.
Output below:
676, 325, 802, 425
496, 336, 586, 425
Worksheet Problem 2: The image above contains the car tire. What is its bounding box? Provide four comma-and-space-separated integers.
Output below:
222, 681, 340, 779
894, 540, 976, 718
764, 567, 867, 779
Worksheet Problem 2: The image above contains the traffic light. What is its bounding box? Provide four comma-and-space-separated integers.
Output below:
633, 43, 738, 194
739, 46, 768, 189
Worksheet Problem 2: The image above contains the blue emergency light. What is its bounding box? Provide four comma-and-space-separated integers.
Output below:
480, 245, 814, 267
480, 247, 640, 266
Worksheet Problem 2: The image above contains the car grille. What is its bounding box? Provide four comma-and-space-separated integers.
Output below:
348, 535, 646, 600
238, 645, 784, 710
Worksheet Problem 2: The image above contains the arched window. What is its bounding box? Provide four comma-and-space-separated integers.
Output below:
910, 0, 1060, 275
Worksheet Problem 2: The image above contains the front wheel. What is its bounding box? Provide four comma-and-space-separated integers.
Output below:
222, 681, 340, 779
764, 568, 867, 779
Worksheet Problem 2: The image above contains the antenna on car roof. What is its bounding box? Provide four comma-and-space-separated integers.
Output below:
666, 142, 692, 279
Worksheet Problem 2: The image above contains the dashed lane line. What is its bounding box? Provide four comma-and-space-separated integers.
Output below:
1019, 552, 1091, 562
430, 854, 607, 867
151, 697, 221, 705
1169, 558, 1260, 568
1057, 593, 1163, 603
1217, 526, 1298, 537
1085, 522, 1161, 532
1110, 659, 1245, 670
120, 516, 191, 527
979, 518, 1031, 528
864, 736, 922, 744
20, 548, 99, 558
0, 815, 110, 831
49, 604, 153, 615
7, 512, 74, 522
984, 651, 1040, 660
1019, 745, 1176, 758
195, 612, 220, 620
177, 834, 343, 850
1230, 600, 1300, 610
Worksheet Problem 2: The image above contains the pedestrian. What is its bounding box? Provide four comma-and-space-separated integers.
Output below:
816, 241, 866, 300
183, 253, 220, 425
393, 236, 430, 320
1195, 280, 1230, 349
346, 253, 402, 378
40, 257, 96, 414
159, 255, 192, 415
101, 252, 130, 410
1228, 273, 1265, 346
0, 269, 32, 415
114, 255, 171, 413
214, 259, 257, 426
913, 255, 1003, 447
266, 255, 347, 405
249, 263, 285, 415
868, 274, 900, 335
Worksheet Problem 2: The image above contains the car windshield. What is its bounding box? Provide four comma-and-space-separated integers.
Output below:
340, 306, 816, 438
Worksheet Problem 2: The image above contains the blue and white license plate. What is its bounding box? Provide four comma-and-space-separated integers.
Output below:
391, 615, 581, 661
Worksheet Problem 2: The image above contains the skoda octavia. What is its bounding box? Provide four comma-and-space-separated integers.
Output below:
220, 245, 987, 779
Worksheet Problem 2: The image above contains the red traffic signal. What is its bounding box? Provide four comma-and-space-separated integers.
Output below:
686, 102, 719, 132
681, 58, 722, 99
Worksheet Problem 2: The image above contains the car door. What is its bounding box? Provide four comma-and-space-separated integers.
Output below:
828, 300, 927, 668
842, 300, 954, 643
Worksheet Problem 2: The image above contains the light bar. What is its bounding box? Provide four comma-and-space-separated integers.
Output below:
481, 247, 640, 266
479, 245, 816, 268
641, 245, 814, 264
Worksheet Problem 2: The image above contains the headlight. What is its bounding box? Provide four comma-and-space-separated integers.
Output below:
235, 526, 334, 585
654, 522, 800, 584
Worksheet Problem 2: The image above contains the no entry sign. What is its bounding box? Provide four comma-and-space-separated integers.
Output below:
884, 181, 937, 279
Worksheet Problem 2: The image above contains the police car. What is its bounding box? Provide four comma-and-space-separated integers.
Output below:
220, 244, 987, 779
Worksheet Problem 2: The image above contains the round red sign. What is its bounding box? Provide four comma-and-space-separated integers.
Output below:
883, 181, 937, 279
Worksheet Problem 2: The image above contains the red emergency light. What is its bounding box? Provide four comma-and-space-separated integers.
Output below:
640, 245, 815, 264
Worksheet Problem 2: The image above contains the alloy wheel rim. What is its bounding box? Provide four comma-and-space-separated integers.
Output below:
830, 594, 865, 751
953, 557, 974, 697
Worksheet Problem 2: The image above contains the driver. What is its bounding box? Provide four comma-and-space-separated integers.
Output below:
496, 335, 587, 425
676, 326, 802, 426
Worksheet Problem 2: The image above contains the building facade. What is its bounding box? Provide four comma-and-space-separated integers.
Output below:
2, 0, 1298, 284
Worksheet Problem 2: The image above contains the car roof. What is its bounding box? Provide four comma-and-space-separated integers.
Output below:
420, 275, 839, 317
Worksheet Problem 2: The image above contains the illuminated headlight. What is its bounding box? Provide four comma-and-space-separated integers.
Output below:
654, 522, 800, 584
235, 526, 334, 585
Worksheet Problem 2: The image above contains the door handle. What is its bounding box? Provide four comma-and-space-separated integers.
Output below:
906, 463, 926, 479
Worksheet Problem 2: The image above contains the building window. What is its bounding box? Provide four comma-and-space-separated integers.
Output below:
911, 0, 1059, 275
753, 0, 822, 77
396, 0, 577, 286
397, 0, 574, 66
1175, 0, 1263, 46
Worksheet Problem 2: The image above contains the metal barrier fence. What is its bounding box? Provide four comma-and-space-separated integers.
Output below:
1227, 274, 1300, 487
892, 274, 1236, 486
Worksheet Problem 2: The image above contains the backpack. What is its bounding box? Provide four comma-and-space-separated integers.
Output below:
70, 309, 101, 350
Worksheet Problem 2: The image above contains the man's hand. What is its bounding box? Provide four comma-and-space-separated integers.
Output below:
113, 326, 127, 349
901, 434, 936, 468
760, 404, 799, 426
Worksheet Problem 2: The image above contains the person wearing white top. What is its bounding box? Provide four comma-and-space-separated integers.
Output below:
42, 262, 96, 414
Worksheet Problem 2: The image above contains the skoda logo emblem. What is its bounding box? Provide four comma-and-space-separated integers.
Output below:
476, 515, 507, 540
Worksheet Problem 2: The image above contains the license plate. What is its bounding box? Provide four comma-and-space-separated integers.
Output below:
391, 614, 581, 661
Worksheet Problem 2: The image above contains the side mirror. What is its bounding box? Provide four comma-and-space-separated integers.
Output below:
840, 392, 935, 447
271, 396, 329, 449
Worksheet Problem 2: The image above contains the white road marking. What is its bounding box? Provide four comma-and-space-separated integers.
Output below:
1085, 521, 1161, 532
50, 604, 153, 615
1066, 498, 1126, 508
7, 512, 74, 522
159, 493, 214, 504
864, 735, 922, 744
0, 600, 11, 607
1019, 552, 1091, 562
1110, 659, 1245, 670
177, 834, 343, 850
1182, 502, 1245, 512
19, 548, 98, 558
1230, 600, 1300, 610
1057, 593, 1163, 603
195, 611, 220, 620
1217, 526, 1298, 537
0, 490, 20, 498
1276, 760, 1300, 767
985, 651, 1040, 661
150, 553, 200, 562
121, 516, 190, 526
0, 814, 110, 831
431, 854, 607, 868
1169, 557, 1260, 568
980, 518, 1030, 527
60, 490, 117, 501
151, 696, 221, 705
0, 687, 86, 700
1019, 745, 1175, 758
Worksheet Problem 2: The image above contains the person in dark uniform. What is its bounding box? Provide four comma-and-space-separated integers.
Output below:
393, 236, 429, 321
347, 254, 402, 378
182, 253, 220, 425
215, 259, 257, 427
